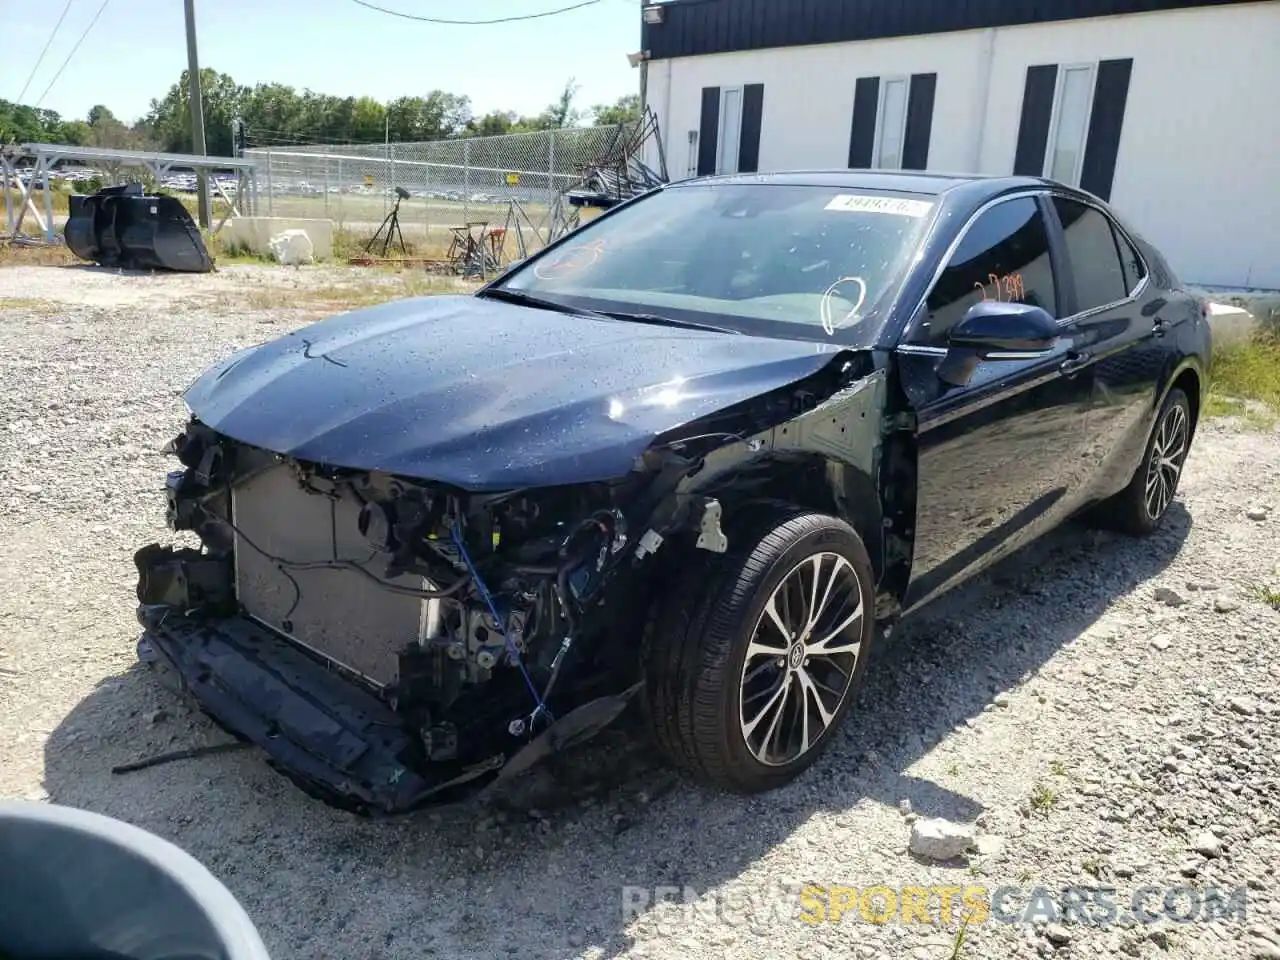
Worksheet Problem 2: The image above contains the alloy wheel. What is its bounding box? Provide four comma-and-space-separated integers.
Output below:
1145, 401, 1189, 520
738, 552, 864, 767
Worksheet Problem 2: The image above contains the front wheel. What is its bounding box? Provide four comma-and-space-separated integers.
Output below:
642, 506, 875, 794
1093, 387, 1193, 536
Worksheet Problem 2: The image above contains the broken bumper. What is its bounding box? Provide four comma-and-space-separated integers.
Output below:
135, 606, 502, 814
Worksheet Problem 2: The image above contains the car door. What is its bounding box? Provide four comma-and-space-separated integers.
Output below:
897, 193, 1096, 612
1045, 195, 1168, 503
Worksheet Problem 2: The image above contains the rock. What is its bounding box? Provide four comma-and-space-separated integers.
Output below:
909, 818, 975, 861
974, 835, 1005, 857
1246, 507, 1269, 521
1192, 831, 1223, 857
1044, 923, 1072, 946
898, 798, 913, 816
1154, 587, 1186, 607
1151, 634, 1173, 651
1215, 597, 1242, 614
993, 693, 1011, 707
1252, 943, 1280, 960
1179, 860, 1201, 878
1230, 697, 1258, 716
1149, 928, 1174, 950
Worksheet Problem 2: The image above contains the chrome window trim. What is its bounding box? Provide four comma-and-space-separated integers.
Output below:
901, 187, 1152, 349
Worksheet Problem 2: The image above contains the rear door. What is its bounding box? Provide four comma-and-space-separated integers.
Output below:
1046, 196, 1166, 502
898, 193, 1095, 611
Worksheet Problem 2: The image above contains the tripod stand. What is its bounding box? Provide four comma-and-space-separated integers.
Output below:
365, 186, 409, 258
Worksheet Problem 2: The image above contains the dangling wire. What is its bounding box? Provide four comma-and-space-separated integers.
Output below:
450, 522, 551, 724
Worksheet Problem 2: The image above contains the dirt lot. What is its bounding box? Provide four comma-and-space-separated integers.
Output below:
1, 264, 1278, 960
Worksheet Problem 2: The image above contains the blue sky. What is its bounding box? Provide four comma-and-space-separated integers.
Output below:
5, 0, 644, 124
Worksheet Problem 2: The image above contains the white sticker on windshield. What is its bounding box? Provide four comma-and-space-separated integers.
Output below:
825, 194, 934, 218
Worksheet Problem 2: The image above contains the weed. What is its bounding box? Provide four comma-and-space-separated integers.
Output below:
1030, 782, 1058, 815
1251, 583, 1280, 612
1206, 333, 1280, 428
1049, 759, 1068, 778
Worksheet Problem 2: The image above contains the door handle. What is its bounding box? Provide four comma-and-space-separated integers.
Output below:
1060, 351, 1092, 376
1153, 317, 1168, 338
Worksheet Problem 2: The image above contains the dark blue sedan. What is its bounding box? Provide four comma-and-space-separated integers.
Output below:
135, 171, 1211, 812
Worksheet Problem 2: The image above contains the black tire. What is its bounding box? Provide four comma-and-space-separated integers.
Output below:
1092, 387, 1193, 536
642, 505, 876, 794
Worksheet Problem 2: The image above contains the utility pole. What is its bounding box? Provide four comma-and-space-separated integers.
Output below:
184, 0, 210, 229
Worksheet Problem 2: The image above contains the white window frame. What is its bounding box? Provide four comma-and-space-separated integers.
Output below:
1043, 62, 1098, 187
872, 75, 910, 170
716, 85, 744, 175
686, 130, 699, 178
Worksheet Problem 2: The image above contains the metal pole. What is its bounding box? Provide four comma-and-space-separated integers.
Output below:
184, 0, 210, 229
548, 130, 556, 206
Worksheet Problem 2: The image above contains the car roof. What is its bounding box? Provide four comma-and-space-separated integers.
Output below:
672, 169, 1059, 204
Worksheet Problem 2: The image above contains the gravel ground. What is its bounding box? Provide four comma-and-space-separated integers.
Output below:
2, 265, 1279, 960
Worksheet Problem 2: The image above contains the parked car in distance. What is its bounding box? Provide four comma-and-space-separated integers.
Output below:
134, 171, 1211, 813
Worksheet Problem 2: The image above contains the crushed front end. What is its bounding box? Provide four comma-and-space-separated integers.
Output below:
135, 420, 703, 814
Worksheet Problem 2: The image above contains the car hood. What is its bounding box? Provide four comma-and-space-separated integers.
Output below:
184, 295, 846, 489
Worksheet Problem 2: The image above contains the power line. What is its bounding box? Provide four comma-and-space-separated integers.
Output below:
347, 0, 601, 25
34, 0, 112, 109
15, 0, 75, 105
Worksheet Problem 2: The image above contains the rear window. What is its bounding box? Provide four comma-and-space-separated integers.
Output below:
498, 183, 936, 344
1053, 198, 1130, 312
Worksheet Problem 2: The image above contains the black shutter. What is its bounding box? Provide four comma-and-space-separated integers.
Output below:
1013, 64, 1058, 176
1080, 58, 1133, 201
697, 86, 720, 176
902, 73, 937, 170
848, 76, 880, 168
738, 83, 765, 173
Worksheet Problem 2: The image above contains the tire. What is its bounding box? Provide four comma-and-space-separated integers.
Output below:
1092, 387, 1193, 536
642, 505, 875, 794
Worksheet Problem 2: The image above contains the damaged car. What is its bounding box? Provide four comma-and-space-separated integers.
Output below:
135, 171, 1211, 813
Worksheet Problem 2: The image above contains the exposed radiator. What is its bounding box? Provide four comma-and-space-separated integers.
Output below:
231, 464, 432, 688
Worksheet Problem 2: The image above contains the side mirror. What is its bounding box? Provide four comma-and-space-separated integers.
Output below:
937, 301, 1059, 387
948, 301, 1059, 357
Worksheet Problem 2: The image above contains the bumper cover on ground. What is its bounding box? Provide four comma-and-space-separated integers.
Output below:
135, 607, 502, 813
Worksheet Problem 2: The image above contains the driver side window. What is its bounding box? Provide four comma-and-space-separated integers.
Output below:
915, 197, 1058, 348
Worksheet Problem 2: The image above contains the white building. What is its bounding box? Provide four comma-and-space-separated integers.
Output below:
638, 0, 1280, 290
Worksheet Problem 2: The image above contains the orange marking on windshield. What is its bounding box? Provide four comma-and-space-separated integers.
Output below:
533, 239, 607, 281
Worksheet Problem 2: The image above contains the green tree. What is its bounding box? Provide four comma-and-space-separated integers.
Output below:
591, 93, 640, 126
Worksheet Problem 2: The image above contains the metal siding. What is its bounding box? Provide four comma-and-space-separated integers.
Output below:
644, 0, 1263, 58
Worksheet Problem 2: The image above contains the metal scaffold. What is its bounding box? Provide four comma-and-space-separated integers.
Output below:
1, 142, 258, 242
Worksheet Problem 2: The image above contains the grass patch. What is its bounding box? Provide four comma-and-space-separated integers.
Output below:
0, 241, 78, 267
1206, 333, 1280, 428
237, 273, 473, 313
1252, 583, 1280, 612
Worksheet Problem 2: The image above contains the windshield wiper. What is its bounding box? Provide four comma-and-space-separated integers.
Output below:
479, 289, 740, 335
597, 311, 741, 336
476, 287, 598, 316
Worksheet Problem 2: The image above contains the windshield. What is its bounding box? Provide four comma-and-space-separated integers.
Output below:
494, 182, 936, 345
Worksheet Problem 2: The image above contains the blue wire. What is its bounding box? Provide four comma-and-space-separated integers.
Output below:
450, 522, 550, 721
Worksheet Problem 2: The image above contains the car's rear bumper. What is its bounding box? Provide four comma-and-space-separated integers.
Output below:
135, 606, 502, 814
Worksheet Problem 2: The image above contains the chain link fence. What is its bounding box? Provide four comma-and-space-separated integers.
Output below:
242, 125, 630, 257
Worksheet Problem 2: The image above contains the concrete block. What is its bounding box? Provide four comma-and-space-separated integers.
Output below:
220, 217, 334, 261
1207, 302, 1258, 348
